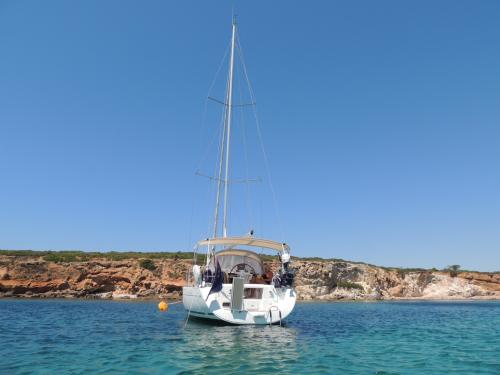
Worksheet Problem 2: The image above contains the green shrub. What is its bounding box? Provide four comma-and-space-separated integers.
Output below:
43, 251, 92, 263
0, 249, 195, 262
2, 250, 499, 275
139, 259, 156, 271
445, 265, 461, 277
335, 280, 364, 291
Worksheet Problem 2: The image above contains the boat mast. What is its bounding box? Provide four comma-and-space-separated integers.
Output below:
222, 18, 236, 238
211, 18, 237, 242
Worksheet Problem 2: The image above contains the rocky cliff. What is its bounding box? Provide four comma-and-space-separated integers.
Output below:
0, 255, 189, 299
0, 254, 499, 300
293, 261, 500, 300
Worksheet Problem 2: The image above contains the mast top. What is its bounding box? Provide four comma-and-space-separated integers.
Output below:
232, 7, 237, 25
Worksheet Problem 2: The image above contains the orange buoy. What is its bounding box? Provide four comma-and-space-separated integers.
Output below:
158, 301, 168, 312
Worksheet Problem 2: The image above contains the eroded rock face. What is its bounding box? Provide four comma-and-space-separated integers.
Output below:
0, 256, 189, 299
291, 261, 499, 300
0, 255, 498, 300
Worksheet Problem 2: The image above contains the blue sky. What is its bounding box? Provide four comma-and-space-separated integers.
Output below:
1, 1, 499, 271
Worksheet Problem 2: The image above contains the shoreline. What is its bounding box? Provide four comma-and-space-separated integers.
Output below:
1, 292, 500, 302
1, 254, 499, 301
1, 296, 500, 303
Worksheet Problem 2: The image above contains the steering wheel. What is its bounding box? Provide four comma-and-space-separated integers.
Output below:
229, 263, 256, 275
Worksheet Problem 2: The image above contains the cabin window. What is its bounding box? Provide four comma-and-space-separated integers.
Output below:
244, 288, 263, 299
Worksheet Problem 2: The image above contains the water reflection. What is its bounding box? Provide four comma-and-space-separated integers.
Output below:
177, 318, 299, 373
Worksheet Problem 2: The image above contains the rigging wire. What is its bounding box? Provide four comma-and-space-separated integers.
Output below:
188, 41, 231, 257
236, 33, 286, 242
206, 112, 224, 239
192, 26, 286, 244
210, 74, 230, 240
195, 43, 231, 173
236, 47, 255, 232
212, 42, 235, 240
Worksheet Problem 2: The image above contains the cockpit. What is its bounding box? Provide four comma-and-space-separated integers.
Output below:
192, 236, 294, 288
215, 249, 272, 284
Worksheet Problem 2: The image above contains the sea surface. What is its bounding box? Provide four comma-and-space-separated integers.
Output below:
0, 299, 499, 374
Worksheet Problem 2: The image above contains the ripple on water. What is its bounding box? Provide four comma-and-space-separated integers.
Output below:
0, 300, 499, 374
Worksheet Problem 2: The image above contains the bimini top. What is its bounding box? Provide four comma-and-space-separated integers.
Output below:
198, 236, 290, 252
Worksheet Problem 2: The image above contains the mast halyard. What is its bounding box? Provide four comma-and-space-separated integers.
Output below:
211, 110, 227, 239
222, 19, 237, 238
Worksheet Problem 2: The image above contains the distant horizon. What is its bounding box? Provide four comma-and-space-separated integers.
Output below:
1, 1, 499, 272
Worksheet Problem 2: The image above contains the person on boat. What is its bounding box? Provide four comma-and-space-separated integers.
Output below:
250, 274, 267, 284
262, 271, 274, 284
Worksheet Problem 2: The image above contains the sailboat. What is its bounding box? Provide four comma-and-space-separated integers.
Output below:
182, 18, 297, 325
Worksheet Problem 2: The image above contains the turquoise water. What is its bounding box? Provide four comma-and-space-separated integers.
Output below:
0, 300, 499, 374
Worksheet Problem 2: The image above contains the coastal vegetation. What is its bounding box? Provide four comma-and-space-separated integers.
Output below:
445, 265, 461, 277
138, 259, 157, 271
0, 250, 497, 274
0, 250, 194, 263
335, 280, 364, 290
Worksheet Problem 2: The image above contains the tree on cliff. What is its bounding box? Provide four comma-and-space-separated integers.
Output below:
446, 265, 461, 277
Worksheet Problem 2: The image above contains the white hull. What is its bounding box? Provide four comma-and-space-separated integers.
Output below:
183, 284, 296, 325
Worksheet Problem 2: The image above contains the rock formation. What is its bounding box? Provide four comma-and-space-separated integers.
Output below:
0, 255, 189, 299
0, 254, 499, 300
292, 261, 500, 300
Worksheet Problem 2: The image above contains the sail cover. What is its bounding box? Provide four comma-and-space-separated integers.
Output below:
208, 259, 224, 295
